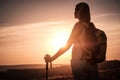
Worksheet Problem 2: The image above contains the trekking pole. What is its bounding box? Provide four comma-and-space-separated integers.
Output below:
46, 62, 48, 80
45, 54, 51, 80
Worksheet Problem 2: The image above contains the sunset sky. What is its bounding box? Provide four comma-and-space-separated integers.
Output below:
0, 0, 120, 65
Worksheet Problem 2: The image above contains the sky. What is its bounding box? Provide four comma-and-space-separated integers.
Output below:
0, 0, 120, 65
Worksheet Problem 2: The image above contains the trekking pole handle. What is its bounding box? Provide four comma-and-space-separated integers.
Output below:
44, 54, 52, 69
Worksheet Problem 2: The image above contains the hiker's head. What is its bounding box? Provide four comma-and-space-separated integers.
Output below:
74, 2, 90, 22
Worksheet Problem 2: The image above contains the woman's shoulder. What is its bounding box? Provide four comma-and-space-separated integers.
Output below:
72, 22, 83, 33
74, 22, 83, 29
75, 22, 82, 26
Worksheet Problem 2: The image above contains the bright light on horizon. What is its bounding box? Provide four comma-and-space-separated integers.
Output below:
51, 32, 68, 51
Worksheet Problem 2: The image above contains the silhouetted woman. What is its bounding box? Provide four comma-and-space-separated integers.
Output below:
45, 2, 101, 80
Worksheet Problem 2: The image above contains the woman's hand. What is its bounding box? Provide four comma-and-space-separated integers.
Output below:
44, 54, 52, 62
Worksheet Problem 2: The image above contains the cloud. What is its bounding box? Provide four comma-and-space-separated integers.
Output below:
0, 21, 65, 47
92, 13, 120, 19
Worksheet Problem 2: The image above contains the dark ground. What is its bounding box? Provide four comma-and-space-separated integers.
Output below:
0, 60, 120, 80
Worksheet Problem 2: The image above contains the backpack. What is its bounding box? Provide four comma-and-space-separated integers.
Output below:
79, 22, 107, 63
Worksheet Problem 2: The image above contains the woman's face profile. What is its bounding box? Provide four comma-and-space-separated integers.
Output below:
74, 10, 79, 19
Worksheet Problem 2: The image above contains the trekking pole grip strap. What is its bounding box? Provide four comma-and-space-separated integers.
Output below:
50, 62, 52, 69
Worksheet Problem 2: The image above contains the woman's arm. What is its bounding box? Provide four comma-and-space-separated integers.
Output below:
50, 22, 81, 62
